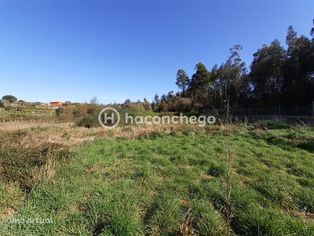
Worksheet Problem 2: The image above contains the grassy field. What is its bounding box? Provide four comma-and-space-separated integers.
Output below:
0, 121, 313, 235
0, 107, 55, 122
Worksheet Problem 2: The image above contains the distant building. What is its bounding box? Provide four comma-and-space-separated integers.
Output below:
49, 101, 64, 108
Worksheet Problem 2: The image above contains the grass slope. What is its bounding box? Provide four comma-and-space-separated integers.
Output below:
1, 127, 314, 235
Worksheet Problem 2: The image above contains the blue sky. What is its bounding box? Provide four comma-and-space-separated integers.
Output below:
0, 0, 313, 103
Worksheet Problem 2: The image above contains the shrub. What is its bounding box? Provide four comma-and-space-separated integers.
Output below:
62, 104, 100, 122
55, 107, 64, 117
72, 108, 80, 117
87, 104, 98, 115
76, 114, 98, 128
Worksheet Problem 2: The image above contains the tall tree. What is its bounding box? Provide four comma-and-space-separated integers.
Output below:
176, 69, 189, 95
250, 40, 286, 106
153, 94, 160, 104
2, 95, 17, 103
188, 63, 211, 110
284, 24, 313, 105
286, 26, 297, 48
152, 94, 160, 112
214, 45, 247, 108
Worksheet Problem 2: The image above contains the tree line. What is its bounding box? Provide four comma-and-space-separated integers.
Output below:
152, 21, 314, 114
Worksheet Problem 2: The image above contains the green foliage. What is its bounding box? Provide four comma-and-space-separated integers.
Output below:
122, 100, 152, 112
61, 103, 102, 123
250, 40, 286, 105
158, 20, 314, 113
188, 63, 211, 106
2, 95, 17, 103
176, 69, 189, 94
55, 107, 64, 117
76, 114, 98, 128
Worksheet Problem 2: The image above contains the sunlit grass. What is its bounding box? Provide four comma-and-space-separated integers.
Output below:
1, 124, 314, 235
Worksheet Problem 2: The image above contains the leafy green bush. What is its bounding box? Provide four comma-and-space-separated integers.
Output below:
55, 107, 64, 117
76, 114, 98, 128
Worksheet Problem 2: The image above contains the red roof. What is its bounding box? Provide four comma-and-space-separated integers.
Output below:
49, 101, 64, 107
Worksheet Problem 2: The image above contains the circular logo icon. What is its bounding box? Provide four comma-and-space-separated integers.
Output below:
98, 107, 120, 129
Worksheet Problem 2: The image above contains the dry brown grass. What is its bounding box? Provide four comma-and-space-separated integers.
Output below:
0, 120, 69, 131
180, 208, 196, 236
32, 146, 57, 183
0, 124, 75, 220
0, 121, 227, 148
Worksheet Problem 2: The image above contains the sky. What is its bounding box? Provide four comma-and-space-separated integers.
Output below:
0, 0, 313, 104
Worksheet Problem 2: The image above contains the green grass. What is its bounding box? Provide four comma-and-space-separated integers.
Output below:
0, 107, 55, 121
1, 126, 314, 235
